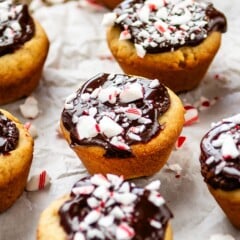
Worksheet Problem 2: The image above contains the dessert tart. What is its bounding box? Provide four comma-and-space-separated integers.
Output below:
200, 114, 240, 228
105, 0, 227, 92
0, 109, 34, 212
0, 0, 49, 105
37, 174, 173, 240
60, 73, 184, 179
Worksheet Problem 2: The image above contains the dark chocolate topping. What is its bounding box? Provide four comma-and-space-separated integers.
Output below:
200, 120, 240, 191
113, 0, 227, 53
0, 0, 35, 56
0, 111, 19, 154
59, 174, 173, 240
61, 73, 170, 158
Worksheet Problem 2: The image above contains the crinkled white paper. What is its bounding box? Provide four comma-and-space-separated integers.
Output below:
0, 1, 240, 239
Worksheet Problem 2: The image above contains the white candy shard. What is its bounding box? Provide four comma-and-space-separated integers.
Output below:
87, 229, 104, 239
120, 82, 143, 103
134, 43, 146, 58
20, 96, 39, 119
25, 170, 51, 191
110, 206, 125, 219
150, 219, 162, 229
98, 86, 119, 104
149, 79, 160, 88
72, 185, 95, 195
184, 106, 199, 126
98, 215, 114, 227
145, 180, 161, 191
87, 197, 99, 208
221, 134, 240, 159
113, 192, 137, 205
99, 116, 123, 138
138, 5, 150, 22
119, 29, 131, 40
102, 12, 117, 27
84, 210, 101, 225
125, 108, 142, 120
93, 185, 110, 201
91, 174, 111, 187
76, 116, 99, 140
148, 191, 165, 207
116, 223, 135, 240
110, 137, 130, 150
74, 232, 85, 240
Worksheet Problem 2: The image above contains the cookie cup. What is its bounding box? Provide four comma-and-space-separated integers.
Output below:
0, 109, 34, 212
107, 26, 221, 93
60, 88, 184, 179
208, 185, 240, 229
37, 195, 173, 240
0, 20, 49, 105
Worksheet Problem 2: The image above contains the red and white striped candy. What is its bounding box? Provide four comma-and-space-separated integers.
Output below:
120, 82, 143, 103
155, 19, 168, 33
110, 137, 130, 151
116, 223, 135, 240
125, 108, 142, 120
25, 170, 51, 191
221, 134, 240, 160
184, 105, 199, 126
98, 86, 119, 104
119, 29, 131, 40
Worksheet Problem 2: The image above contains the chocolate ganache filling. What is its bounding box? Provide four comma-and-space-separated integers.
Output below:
200, 117, 240, 191
0, 0, 35, 56
0, 111, 19, 154
59, 174, 173, 240
61, 73, 170, 158
113, 0, 227, 53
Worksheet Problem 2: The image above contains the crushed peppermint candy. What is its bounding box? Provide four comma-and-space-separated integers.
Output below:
61, 73, 170, 158
108, 0, 227, 57
200, 114, 240, 191
20, 96, 40, 119
59, 174, 172, 240
0, 0, 35, 56
184, 104, 199, 126
25, 170, 51, 191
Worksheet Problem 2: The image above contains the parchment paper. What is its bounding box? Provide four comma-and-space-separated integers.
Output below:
0, 1, 240, 239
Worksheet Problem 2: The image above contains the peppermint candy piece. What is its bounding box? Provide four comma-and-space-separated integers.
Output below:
98, 86, 119, 104
145, 180, 161, 191
184, 105, 199, 126
175, 135, 186, 149
102, 12, 117, 27
125, 108, 142, 120
119, 29, 131, 40
119, 82, 143, 103
25, 170, 51, 191
76, 116, 99, 140
221, 134, 240, 160
116, 223, 135, 240
20, 96, 39, 119
99, 116, 123, 138
134, 43, 146, 58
